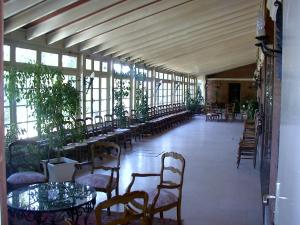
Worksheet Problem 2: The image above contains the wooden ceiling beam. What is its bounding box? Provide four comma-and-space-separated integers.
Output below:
4, 0, 44, 19
95, 5, 257, 56
47, 0, 157, 45
114, 17, 256, 60
68, 0, 196, 49
26, 0, 122, 40
4, 0, 77, 34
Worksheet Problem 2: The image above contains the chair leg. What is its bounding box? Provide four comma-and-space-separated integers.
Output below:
148, 213, 154, 225
160, 212, 164, 219
106, 192, 112, 215
237, 149, 241, 168
115, 186, 119, 196
177, 204, 182, 225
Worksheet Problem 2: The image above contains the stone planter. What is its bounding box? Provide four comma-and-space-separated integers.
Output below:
42, 157, 78, 182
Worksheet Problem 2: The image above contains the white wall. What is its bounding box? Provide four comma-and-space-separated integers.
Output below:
275, 1, 300, 224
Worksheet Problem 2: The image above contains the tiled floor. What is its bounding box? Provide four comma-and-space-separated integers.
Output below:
98, 115, 262, 225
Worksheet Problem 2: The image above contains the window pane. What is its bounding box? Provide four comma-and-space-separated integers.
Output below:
62, 55, 77, 68
101, 78, 107, 88
4, 45, 10, 61
93, 89, 99, 100
102, 62, 108, 72
113, 63, 121, 74
94, 60, 100, 71
93, 77, 99, 89
41, 52, 58, 66
93, 101, 99, 113
27, 122, 38, 138
122, 65, 130, 74
101, 100, 107, 111
17, 106, 28, 123
4, 107, 10, 125
16, 47, 36, 63
86, 59, 92, 70
101, 89, 107, 99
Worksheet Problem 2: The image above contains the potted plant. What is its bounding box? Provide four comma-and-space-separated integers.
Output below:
134, 72, 149, 122
5, 63, 81, 182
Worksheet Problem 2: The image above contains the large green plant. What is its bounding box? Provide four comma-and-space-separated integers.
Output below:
5, 63, 81, 150
186, 87, 203, 113
113, 78, 130, 128
134, 72, 149, 122
241, 100, 258, 121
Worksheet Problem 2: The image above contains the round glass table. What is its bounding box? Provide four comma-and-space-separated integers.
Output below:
7, 182, 96, 225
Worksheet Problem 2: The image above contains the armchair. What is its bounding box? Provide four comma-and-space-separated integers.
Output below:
126, 152, 185, 225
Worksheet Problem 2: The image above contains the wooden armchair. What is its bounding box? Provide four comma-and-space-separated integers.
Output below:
126, 152, 185, 225
95, 191, 149, 225
6, 140, 48, 190
73, 142, 121, 214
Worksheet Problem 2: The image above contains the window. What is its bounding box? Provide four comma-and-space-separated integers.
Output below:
16, 77, 37, 138
16, 47, 36, 63
63, 75, 77, 88
86, 59, 92, 70
62, 55, 77, 68
148, 81, 152, 106
101, 77, 107, 117
102, 61, 108, 72
122, 65, 130, 74
41, 52, 58, 66
167, 83, 172, 104
4, 45, 10, 61
4, 71, 10, 134
94, 60, 100, 71
113, 63, 121, 74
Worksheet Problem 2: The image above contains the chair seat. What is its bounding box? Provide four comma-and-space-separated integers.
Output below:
76, 174, 117, 190
137, 188, 177, 208
7, 171, 47, 185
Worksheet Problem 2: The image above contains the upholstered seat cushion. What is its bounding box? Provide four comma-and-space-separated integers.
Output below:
7, 171, 47, 185
75, 174, 117, 190
135, 188, 177, 208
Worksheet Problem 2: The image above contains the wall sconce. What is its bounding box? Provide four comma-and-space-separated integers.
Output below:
255, 36, 282, 56
84, 72, 95, 94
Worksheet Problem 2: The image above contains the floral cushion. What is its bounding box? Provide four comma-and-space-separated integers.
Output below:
7, 171, 47, 185
75, 174, 116, 190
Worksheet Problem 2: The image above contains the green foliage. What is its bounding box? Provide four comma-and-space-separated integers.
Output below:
186, 87, 203, 113
5, 63, 81, 152
241, 100, 258, 121
134, 73, 149, 122
114, 79, 130, 128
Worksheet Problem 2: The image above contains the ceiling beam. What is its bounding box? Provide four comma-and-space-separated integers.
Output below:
68, 0, 196, 49
26, 0, 122, 40
4, 0, 77, 34
128, 25, 255, 63
47, 0, 157, 45
94, 4, 257, 56
79, 0, 257, 51
4, 0, 44, 19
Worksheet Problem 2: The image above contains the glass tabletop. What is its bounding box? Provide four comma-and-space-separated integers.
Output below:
7, 182, 96, 212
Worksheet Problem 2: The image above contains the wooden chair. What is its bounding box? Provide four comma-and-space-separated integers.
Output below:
126, 152, 185, 225
94, 115, 104, 135
237, 116, 261, 168
85, 117, 95, 137
225, 103, 235, 120
6, 140, 48, 190
73, 142, 121, 215
95, 191, 149, 225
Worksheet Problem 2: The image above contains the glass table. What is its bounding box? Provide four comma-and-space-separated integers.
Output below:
7, 182, 96, 225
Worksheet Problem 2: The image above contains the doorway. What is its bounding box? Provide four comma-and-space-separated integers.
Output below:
228, 83, 240, 112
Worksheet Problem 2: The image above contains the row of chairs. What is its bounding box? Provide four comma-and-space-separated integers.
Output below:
236, 112, 261, 168
205, 103, 235, 121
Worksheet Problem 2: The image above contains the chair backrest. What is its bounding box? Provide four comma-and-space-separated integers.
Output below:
7, 140, 48, 176
91, 142, 121, 171
95, 191, 149, 225
94, 115, 104, 132
104, 114, 114, 132
160, 152, 185, 198
85, 117, 95, 136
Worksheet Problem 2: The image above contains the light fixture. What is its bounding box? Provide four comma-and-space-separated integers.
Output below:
84, 72, 95, 94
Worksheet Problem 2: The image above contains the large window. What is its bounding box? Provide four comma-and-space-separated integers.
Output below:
16, 47, 36, 63
4, 71, 10, 134
4, 45, 10, 61
41, 52, 58, 66
100, 77, 107, 117
62, 55, 77, 68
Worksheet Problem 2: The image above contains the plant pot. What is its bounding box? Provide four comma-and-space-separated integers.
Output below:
41, 157, 78, 182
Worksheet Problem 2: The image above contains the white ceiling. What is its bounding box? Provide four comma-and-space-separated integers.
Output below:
4, 0, 259, 76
